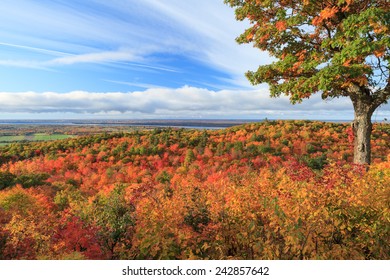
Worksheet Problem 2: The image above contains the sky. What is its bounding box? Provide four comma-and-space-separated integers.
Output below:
0, 0, 388, 120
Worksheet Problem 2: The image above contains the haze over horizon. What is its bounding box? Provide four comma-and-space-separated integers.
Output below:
0, 0, 389, 120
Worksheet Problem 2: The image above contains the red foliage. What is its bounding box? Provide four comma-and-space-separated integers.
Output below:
53, 214, 105, 259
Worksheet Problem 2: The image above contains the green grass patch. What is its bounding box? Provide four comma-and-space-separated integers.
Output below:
0, 134, 74, 145
0, 135, 26, 142
32, 134, 74, 141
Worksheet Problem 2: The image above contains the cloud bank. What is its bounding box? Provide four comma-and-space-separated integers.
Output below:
2, 86, 388, 120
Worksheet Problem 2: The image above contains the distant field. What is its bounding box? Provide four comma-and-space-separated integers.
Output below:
0, 135, 25, 142
0, 134, 74, 145
32, 134, 74, 141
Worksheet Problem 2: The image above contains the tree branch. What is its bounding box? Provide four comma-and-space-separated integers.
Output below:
373, 81, 390, 109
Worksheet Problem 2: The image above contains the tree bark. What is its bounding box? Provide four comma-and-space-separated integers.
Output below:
350, 92, 375, 165
352, 110, 372, 165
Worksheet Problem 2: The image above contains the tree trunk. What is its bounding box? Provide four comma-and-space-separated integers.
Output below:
350, 94, 375, 165
352, 110, 372, 165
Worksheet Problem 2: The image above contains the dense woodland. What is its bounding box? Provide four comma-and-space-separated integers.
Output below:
0, 120, 389, 259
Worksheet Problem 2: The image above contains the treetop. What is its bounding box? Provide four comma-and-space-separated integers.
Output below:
225, 0, 389, 105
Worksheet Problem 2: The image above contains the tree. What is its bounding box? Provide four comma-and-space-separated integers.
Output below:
225, 0, 389, 164
88, 185, 135, 259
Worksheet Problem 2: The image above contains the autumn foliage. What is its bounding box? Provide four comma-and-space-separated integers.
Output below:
225, 0, 389, 164
0, 121, 389, 259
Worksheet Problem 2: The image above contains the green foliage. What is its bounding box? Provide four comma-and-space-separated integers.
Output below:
0, 171, 16, 190
87, 185, 135, 259
184, 149, 195, 167
156, 170, 172, 184
306, 143, 317, 154
16, 173, 50, 189
258, 145, 274, 154
184, 187, 210, 233
0, 191, 36, 214
250, 133, 266, 142
54, 186, 84, 211
304, 154, 328, 170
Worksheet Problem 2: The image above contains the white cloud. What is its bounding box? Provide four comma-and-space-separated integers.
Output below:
48, 49, 140, 65
0, 42, 70, 57
1, 86, 387, 120
0, 59, 48, 70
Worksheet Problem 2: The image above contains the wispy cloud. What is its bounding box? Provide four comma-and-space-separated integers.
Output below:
104, 80, 168, 89
0, 1, 267, 87
0, 50, 141, 69
0, 59, 52, 71
139, 0, 272, 86
0, 44, 179, 74
48, 49, 140, 65
0, 42, 70, 57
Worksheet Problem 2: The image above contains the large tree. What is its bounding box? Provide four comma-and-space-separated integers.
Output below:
225, 0, 389, 164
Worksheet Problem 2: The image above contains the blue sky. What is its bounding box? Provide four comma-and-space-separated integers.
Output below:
0, 0, 388, 120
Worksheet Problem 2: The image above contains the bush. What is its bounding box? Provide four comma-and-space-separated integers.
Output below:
304, 155, 327, 170
15, 173, 50, 188
0, 172, 16, 190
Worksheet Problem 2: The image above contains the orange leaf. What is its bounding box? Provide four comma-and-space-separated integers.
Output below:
343, 59, 351, 66
320, 7, 338, 20
246, 32, 254, 41
275, 21, 287, 32
373, 49, 385, 58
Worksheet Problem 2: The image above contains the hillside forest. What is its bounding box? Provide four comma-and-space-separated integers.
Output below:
0, 120, 389, 260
